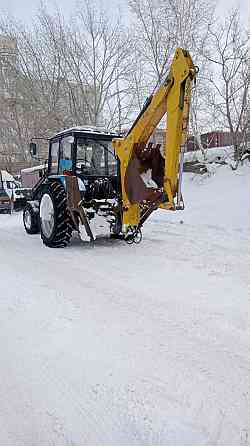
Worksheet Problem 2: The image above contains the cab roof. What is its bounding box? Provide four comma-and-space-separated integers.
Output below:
51, 126, 120, 140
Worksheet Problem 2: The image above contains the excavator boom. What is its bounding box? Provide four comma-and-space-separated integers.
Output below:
113, 48, 197, 232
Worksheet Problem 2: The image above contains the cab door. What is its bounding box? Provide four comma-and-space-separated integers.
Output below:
48, 140, 60, 174
58, 135, 74, 174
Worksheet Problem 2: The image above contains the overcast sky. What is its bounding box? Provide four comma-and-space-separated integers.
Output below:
1, 0, 250, 24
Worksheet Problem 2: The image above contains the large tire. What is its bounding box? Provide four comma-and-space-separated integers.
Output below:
39, 181, 72, 248
23, 202, 40, 234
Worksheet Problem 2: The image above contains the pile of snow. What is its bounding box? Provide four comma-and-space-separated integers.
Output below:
184, 146, 234, 164
165, 163, 250, 230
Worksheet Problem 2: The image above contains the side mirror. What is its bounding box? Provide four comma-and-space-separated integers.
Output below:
30, 142, 37, 157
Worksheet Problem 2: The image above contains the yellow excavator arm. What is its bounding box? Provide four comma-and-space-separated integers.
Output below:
112, 48, 197, 232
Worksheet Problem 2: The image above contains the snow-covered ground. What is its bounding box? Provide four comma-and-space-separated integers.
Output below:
1, 165, 250, 446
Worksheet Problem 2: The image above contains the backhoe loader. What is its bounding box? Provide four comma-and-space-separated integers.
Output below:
23, 48, 197, 247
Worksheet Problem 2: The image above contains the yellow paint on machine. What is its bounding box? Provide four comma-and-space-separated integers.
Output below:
113, 48, 197, 228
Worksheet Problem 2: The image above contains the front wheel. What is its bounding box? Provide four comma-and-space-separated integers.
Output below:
39, 181, 72, 248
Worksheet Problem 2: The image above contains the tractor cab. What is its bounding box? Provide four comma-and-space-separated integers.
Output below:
47, 127, 120, 200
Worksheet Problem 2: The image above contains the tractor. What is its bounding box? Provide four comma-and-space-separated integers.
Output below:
23, 48, 197, 247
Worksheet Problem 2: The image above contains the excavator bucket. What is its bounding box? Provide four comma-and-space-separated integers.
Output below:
124, 142, 165, 203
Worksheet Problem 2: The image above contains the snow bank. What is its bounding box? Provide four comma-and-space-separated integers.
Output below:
184, 146, 234, 164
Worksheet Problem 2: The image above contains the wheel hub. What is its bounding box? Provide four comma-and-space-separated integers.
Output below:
24, 209, 32, 229
40, 193, 55, 238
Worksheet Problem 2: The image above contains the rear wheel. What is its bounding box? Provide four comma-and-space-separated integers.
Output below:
23, 202, 40, 234
39, 181, 72, 248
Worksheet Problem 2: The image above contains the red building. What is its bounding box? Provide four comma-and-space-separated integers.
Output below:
187, 131, 250, 152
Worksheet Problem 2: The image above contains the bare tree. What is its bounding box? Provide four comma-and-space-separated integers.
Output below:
0, 1, 134, 171
0, 15, 73, 164
204, 8, 250, 164
129, 0, 214, 83
40, 0, 134, 130
129, 0, 175, 86
128, 0, 215, 146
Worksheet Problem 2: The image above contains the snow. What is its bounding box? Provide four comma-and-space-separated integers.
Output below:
1, 170, 16, 182
1, 164, 250, 445
21, 164, 45, 174
55, 126, 119, 137
184, 146, 234, 164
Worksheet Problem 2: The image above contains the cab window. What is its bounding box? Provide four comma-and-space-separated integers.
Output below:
59, 136, 73, 173
76, 138, 116, 176
50, 141, 59, 174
